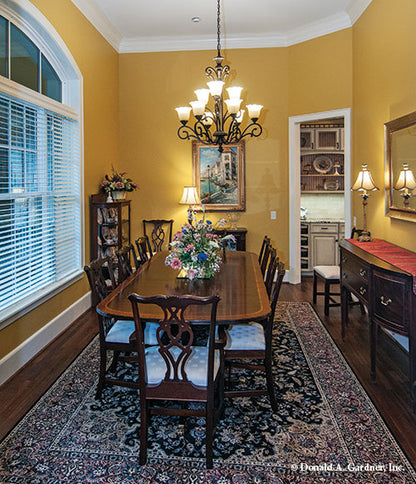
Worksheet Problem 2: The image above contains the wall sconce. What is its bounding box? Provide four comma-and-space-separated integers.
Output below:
179, 186, 200, 224
394, 162, 416, 207
351, 163, 379, 242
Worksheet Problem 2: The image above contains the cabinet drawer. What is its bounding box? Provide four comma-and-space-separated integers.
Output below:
372, 269, 410, 334
310, 223, 338, 234
340, 251, 369, 302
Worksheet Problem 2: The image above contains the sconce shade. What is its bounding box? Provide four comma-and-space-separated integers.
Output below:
180, 186, 200, 205
351, 164, 379, 192
394, 163, 416, 191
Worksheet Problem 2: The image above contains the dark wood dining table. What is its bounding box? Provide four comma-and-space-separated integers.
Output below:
97, 250, 270, 324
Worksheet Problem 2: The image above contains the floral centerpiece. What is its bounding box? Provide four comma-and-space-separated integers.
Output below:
165, 217, 235, 279
101, 167, 137, 200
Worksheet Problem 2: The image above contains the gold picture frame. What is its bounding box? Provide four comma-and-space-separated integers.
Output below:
192, 140, 246, 211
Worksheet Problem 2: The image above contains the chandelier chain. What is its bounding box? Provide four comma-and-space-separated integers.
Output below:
216, 0, 221, 57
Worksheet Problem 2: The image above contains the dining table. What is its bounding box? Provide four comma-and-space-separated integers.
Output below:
97, 250, 270, 325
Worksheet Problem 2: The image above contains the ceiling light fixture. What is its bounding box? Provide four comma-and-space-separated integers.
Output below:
175, 0, 263, 153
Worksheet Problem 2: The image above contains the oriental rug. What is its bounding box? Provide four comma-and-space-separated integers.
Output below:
0, 302, 415, 483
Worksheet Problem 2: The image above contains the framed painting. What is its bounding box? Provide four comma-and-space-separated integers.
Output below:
192, 140, 246, 211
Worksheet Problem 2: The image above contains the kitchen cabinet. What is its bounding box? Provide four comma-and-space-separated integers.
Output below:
315, 128, 343, 150
301, 222, 343, 273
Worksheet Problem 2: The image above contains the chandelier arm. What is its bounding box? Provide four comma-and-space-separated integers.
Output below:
177, 123, 215, 144
224, 122, 242, 144
238, 122, 263, 139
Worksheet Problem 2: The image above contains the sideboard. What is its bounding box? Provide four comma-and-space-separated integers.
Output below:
339, 238, 416, 412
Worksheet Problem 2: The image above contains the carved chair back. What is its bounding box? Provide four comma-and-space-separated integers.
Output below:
143, 219, 174, 252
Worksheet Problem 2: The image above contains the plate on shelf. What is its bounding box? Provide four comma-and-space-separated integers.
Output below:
313, 156, 333, 174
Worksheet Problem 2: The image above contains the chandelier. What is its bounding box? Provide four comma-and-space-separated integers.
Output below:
175, 0, 264, 153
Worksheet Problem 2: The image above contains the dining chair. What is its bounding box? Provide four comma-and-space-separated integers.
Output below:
223, 261, 285, 412
134, 235, 153, 263
128, 293, 225, 469
264, 247, 278, 297
259, 236, 272, 277
116, 243, 139, 281
143, 219, 174, 252
84, 256, 158, 398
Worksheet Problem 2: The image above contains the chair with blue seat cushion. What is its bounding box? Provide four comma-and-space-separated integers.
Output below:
84, 256, 158, 398
224, 261, 285, 412
128, 293, 224, 469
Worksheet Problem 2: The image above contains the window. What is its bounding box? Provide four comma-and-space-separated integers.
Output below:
0, 4, 82, 325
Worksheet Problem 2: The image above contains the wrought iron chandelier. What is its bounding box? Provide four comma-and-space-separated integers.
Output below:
175, 0, 263, 153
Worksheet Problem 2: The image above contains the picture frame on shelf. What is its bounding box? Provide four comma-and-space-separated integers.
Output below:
192, 140, 246, 211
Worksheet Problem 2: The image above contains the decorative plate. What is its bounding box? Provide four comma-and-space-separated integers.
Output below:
313, 156, 333, 174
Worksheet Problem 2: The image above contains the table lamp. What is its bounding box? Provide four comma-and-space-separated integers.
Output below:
180, 186, 201, 224
351, 163, 379, 242
394, 162, 416, 207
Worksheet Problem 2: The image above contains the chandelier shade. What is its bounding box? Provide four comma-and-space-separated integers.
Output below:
175, 0, 264, 153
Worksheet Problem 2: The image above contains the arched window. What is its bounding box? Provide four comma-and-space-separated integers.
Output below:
0, 1, 83, 326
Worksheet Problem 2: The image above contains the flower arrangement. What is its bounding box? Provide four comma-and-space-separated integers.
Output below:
165, 217, 235, 279
101, 167, 137, 193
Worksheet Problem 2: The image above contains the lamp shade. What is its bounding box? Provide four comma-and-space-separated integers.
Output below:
351, 164, 379, 192
180, 186, 200, 205
394, 163, 416, 191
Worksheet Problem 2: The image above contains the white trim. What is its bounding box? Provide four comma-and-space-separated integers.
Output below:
347, 0, 373, 25
0, 271, 85, 330
288, 108, 352, 284
0, 292, 92, 386
0, 0, 83, 110
72, 1, 372, 54
0, 0, 86, 325
0, 76, 78, 120
285, 12, 351, 47
70, 0, 121, 52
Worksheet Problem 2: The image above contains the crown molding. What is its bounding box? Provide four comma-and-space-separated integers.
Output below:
285, 11, 352, 47
70, 0, 122, 52
72, 0, 373, 54
119, 33, 288, 54
347, 0, 373, 25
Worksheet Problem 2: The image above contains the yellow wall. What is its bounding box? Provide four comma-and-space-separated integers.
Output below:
5, 0, 415, 363
0, 0, 119, 359
352, 0, 416, 248
120, 29, 353, 261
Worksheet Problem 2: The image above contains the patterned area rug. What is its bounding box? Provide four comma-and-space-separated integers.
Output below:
0, 302, 415, 483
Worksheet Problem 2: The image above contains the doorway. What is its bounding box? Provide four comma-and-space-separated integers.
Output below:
288, 108, 352, 284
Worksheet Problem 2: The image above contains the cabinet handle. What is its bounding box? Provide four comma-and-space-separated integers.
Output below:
336, 142, 339, 149
380, 296, 392, 306
311, 142, 314, 149
359, 286, 366, 296
342, 256, 347, 263
342, 272, 347, 279
359, 268, 367, 277
320, 227, 328, 230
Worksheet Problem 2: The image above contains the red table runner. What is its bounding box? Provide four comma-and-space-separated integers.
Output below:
347, 238, 416, 294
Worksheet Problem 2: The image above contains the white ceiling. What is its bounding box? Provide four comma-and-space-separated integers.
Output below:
71, 0, 372, 54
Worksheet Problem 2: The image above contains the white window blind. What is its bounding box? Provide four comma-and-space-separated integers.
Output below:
0, 91, 81, 318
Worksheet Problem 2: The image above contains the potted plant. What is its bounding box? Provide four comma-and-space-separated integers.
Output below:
101, 167, 137, 201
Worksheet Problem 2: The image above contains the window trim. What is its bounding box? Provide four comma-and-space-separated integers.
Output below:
0, 0, 84, 330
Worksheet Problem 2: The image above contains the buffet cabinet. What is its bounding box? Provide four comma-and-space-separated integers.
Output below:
339, 238, 416, 412
90, 194, 131, 262
214, 227, 247, 251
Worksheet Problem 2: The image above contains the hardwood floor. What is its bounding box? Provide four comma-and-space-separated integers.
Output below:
1, 278, 415, 467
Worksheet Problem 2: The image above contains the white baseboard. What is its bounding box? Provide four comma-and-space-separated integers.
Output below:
0, 292, 92, 386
